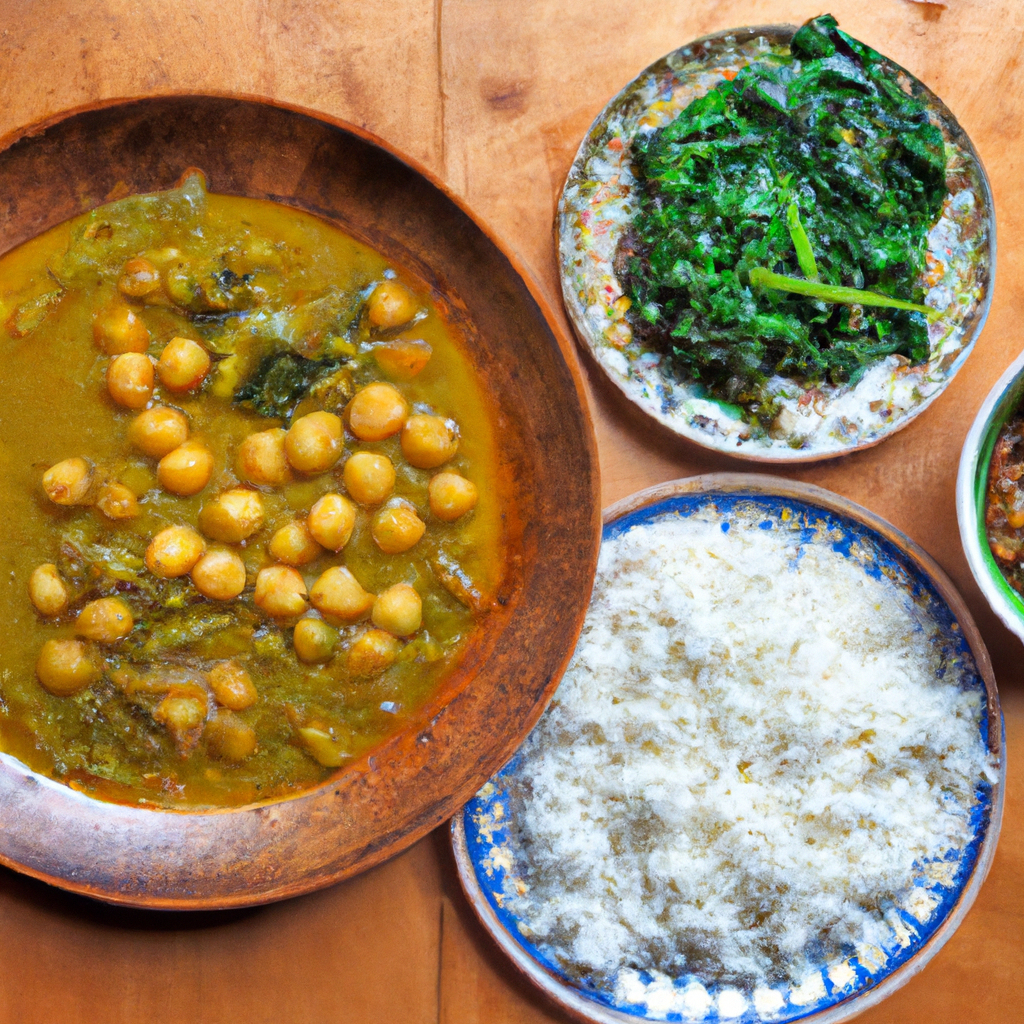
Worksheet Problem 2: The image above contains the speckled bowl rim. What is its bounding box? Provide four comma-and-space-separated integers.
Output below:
452, 473, 1004, 1024
556, 26, 996, 463
956, 350, 1024, 641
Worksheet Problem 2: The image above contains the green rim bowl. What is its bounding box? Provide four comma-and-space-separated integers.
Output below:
957, 351, 1024, 640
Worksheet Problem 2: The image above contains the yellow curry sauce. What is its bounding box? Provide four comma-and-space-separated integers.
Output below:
0, 174, 506, 808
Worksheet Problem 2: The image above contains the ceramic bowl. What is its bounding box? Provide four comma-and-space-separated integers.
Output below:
453, 474, 1004, 1024
0, 96, 601, 908
557, 25, 995, 462
957, 350, 1024, 641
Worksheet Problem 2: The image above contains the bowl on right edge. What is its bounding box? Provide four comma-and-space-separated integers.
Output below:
958, 349, 1024, 642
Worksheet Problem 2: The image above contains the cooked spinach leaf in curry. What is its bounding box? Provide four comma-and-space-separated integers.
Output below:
0, 173, 505, 807
621, 14, 947, 400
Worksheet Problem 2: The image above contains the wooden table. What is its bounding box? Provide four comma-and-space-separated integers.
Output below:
0, 1, 1021, 1020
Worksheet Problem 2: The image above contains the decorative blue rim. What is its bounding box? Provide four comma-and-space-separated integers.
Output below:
458, 488, 1000, 1024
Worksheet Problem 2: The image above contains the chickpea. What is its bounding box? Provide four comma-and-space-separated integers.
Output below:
199, 488, 265, 543
295, 724, 348, 767
96, 481, 140, 520
284, 411, 344, 474
75, 596, 134, 643
345, 382, 408, 442
36, 639, 101, 696
254, 565, 308, 618
207, 660, 257, 710
154, 693, 207, 752
371, 583, 422, 637
118, 256, 162, 298
206, 710, 258, 762
343, 452, 395, 505
112, 668, 206, 700
309, 566, 374, 622
372, 339, 432, 379
129, 406, 190, 458
429, 472, 479, 521
401, 414, 459, 469
42, 457, 94, 506
107, 352, 154, 409
371, 501, 426, 554
146, 525, 206, 578
348, 629, 400, 678
93, 306, 149, 354
307, 493, 356, 552
236, 428, 292, 487
293, 617, 338, 663
156, 337, 211, 392
366, 280, 418, 329
191, 548, 247, 601
28, 564, 68, 616
268, 520, 322, 566
157, 441, 214, 496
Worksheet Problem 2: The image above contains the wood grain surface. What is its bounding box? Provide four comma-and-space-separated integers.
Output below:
0, 0, 1021, 1021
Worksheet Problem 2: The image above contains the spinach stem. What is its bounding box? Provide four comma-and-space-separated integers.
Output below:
749, 267, 939, 319
785, 203, 819, 281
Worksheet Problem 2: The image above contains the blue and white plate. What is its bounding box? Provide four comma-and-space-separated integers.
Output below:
452, 475, 1003, 1024
557, 26, 994, 462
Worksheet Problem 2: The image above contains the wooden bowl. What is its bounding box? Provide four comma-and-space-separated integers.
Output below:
0, 96, 601, 909
453, 474, 1003, 1024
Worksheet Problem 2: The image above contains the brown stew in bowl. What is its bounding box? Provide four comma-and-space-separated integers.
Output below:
0, 172, 506, 808
985, 413, 1024, 589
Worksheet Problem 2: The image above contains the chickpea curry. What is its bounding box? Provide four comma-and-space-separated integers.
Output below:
0, 172, 506, 807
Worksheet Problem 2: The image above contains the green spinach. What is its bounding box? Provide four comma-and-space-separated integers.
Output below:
623, 13, 946, 398
234, 352, 342, 420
